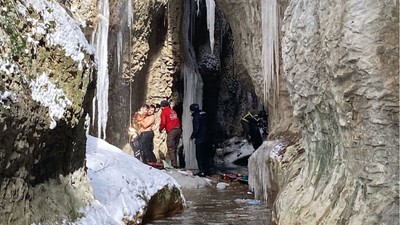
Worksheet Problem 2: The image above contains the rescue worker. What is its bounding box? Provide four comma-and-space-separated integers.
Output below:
241, 110, 263, 150
190, 103, 211, 177
159, 100, 182, 168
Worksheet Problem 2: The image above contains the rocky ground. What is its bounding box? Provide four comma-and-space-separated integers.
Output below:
162, 168, 250, 193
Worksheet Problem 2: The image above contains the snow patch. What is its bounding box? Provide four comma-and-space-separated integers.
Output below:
74, 135, 182, 225
216, 182, 229, 190
221, 139, 255, 164
0, 91, 17, 109
21, 0, 94, 69
29, 73, 72, 129
0, 60, 19, 109
270, 142, 284, 160
215, 137, 255, 168
0, 59, 20, 75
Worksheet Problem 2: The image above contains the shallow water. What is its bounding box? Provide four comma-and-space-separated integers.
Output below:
146, 183, 271, 225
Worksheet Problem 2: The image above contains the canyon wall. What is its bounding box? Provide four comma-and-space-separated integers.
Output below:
276, 0, 399, 224
217, 0, 399, 224
0, 0, 96, 223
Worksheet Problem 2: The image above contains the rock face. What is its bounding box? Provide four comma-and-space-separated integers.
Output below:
105, 0, 183, 157
105, 0, 254, 160
215, 0, 263, 96
0, 0, 95, 223
216, 0, 298, 137
142, 186, 184, 224
2, 0, 397, 224
235, 0, 399, 224
277, 0, 399, 224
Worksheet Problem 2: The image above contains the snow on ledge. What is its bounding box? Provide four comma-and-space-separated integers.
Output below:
74, 135, 181, 225
29, 73, 72, 129
269, 141, 284, 161
0, 90, 17, 109
20, 0, 94, 69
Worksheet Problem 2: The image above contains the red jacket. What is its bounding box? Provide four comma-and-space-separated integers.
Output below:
159, 106, 181, 133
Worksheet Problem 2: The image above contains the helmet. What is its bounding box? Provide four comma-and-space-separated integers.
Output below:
190, 103, 200, 111
160, 100, 169, 107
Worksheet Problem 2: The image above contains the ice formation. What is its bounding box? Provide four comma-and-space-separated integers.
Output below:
248, 140, 283, 202
205, 0, 215, 54
91, 0, 110, 139
261, 0, 280, 102
181, 1, 204, 169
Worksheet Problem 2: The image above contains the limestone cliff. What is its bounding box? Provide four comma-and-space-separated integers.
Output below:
221, 0, 399, 224
102, 0, 183, 158
1, 0, 398, 224
0, 0, 95, 223
276, 0, 399, 224
216, 0, 299, 137
0, 0, 187, 224
105, 0, 252, 161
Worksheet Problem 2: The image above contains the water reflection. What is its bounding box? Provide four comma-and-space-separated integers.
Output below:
146, 184, 271, 225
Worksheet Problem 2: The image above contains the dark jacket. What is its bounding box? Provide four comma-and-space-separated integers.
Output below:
190, 109, 208, 144
242, 112, 263, 149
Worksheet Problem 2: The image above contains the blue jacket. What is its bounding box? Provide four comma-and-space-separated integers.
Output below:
190, 109, 208, 144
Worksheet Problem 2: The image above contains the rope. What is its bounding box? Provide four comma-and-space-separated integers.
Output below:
129, 78, 132, 127
128, 11, 133, 144
128, 16, 132, 128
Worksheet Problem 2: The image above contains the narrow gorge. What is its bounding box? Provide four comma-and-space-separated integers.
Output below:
0, 0, 398, 224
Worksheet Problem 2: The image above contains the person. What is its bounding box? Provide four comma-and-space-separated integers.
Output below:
159, 100, 182, 168
130, 106, 148, 160
258, 110, 269, 139
241, 110, 263, 150
190, 103, 211, 177
137, 104, 157, 163
177, 137, 185, 168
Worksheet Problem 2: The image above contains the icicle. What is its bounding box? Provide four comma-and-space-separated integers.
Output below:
261, 0, 280, 103
127, 0, 133, 28
205, 0, 215, 54
195, 0, 200, 16
92, 96, 96, 127
117, 31, 122, 72
91, 0, 110, 139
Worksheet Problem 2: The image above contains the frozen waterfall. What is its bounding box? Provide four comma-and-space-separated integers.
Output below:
91, 0, 110, 139
205, 0, 215, 54
261, 0, 280, 102
182, 65, 203, 170
196, 0, 215, 54
181, 0, 204, 170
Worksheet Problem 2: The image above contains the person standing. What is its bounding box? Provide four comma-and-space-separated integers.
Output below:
138, 104, 157, 163
241, 110, 263, 150
159, 100, 182, 168
130, 106, 148, 160
189, 103, 211, 177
